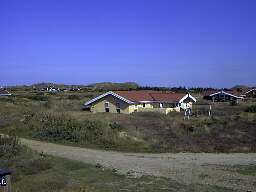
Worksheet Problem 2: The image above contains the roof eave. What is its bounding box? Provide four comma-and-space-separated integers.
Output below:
85, 91, 133, 105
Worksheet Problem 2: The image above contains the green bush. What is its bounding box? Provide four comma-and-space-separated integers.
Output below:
230, 100, 237, 106
0, 97, 14, 102
47, 92, 56, 95
16, 158, 53, 175
0, 136, 21, 158
27, 95, 49, 101
36, 113, 82, 142
41, 101, 52, 108
133, 111, 164, 118
0, 117, 10, 128
245, 105, 256, 113
110, 122, 125, 131
188, 126, 196, 132
67, 95, 80, 100
0, 136, 53, 182
35, 113, 110, 146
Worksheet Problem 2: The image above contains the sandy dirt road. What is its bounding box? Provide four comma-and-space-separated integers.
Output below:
19, 137, 256, 191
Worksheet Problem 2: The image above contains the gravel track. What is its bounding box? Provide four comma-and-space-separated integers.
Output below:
19, 137, 256, 191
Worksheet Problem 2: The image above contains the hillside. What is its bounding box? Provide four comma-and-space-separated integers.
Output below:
31, 83, 87, 90
4, 82, 140, 91
87, 82, 140, 91
230, 85, 251, 90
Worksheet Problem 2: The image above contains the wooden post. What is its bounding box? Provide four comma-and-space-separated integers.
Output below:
0, 170, 11, 192
184, 108, 187, 120
208, 105, 212, 119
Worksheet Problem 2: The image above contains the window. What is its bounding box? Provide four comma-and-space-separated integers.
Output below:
116, 102, 120, 113
134, 104, 138, 112
169, 103, 175, 108
105, 102, 109, 112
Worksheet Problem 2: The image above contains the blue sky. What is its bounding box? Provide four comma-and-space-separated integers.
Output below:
0, 0, 255, 88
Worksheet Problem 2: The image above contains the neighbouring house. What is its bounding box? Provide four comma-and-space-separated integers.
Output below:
202, 90, 243, 102
84, 91, 196, 114
40, 87, 60, 92
0, 89, 11, 96
70, 88, 81, 91
244, 88, 256, 97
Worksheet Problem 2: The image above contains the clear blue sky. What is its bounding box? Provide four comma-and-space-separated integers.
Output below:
0, 0, 255, 88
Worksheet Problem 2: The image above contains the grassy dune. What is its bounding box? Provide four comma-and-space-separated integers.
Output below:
0, 91, 256, 153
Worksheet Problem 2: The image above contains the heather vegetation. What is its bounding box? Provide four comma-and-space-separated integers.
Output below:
0, 90, 255, 153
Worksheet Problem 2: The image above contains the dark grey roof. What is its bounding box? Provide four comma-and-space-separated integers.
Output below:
0, 89, 11, 95
0, 169, 11, 176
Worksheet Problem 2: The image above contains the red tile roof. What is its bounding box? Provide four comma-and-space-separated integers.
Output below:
202, 91, 217, 96
150, 93, 186, 102
113, 91, 155, 102
113, 91, 186, 102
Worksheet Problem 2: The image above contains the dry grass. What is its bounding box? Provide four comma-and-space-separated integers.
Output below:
0, 91, 256, 153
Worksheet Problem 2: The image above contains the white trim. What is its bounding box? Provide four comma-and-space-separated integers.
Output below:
105, 102, 110, 108
85, 91, 133, 106
179, 94, 197, 103
245, 89, 256, 95
116, 102, 121, 113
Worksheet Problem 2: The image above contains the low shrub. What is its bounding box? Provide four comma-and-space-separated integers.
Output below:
27, 95, 49, 101
0, 97, 14, 102
0, 136, 53, 183
41, 101, 52, 108
133, 111, 164, 118
230, 100, 237, 106
17, 158, 53, 175
188, 126, 196, 132
110, 122, 125, 131
245, 105, 256, 113
67, 95, 80, 100
47, 92, 56, 95
168, 110, 181, 117
0, 117, 10, 128
36, 125, 81, 142
0, 136, 21, 158
35, 113, 116, 148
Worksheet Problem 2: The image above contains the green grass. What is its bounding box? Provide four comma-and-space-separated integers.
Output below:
0, 91, 256, 153
12, 155, 236, 192
225, 165, 256, 176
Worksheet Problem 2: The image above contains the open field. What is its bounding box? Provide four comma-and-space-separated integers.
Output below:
0, 90, 256, 191
0, 90, 255, 153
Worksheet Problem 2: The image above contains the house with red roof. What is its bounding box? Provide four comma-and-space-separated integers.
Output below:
85, 91, 196, 114
202, 90, 244, 102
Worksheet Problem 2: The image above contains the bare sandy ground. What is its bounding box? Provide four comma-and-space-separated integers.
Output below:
19, 137, 256, 191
